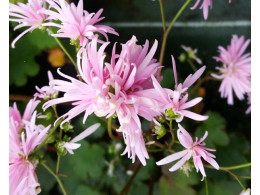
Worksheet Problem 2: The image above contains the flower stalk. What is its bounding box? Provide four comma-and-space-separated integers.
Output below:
48, 28, 81, 80
41, 162, 68, 195
107, 117, 121, 140
159, 0, 192, 67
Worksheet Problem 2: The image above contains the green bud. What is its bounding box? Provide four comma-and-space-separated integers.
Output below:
70, 38, 80, 47
63, 135, 71, 142
165, 108, 181, 119
38, 25, 47, 32
55, 141, 67, 156
51, 92, 59, 99
157, 114, 166, 123
152, 124, 167, 140
180, 162, 193, 177
44, 111, 53, 120
179, 53, 186, 63
61, 122, 74, 132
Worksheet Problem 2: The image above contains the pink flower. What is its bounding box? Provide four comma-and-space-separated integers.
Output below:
34, 71, 58, 100
43, 39, 111, 124
190, 0, 231, 20
118, 119, 149, 165
107, 35, 161, 90
9, 159, 41, 195
43, 37, 161, 165
41, 0, 118, 46
146, 56, 208, 122
9, 111, 51, 195
190, 0, 212, 20
63, 123, 100, 154
156, 124, 219, 180
9, 0, 48, 48
9, 98, 40, 131
212, 35, 251, 105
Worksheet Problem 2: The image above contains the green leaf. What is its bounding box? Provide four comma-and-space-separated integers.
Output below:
160, 68, 175, 89
159, 175, 196, 195
27, 29, 58, 50
10, 27, 58, 87
196, 111, 229, 147
74, 185, 102, 195
135, 157, 159, 181
64, 141, 106, 180
9, 35, 40, 86
198, 180, 242, 195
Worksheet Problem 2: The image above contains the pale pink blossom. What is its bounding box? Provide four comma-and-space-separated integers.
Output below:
9, 98, 40, 131
212, 35, 251, 105
9, 159, 41, 195
190, 0, 231, 20
43, 38, 111, 125
190, 0, 212, 20
9, 111, 51, 195
41, 0, 118, 46
145, 56, 208, 122
156, 124, 219, 180
43, 37, 161, 165
63, 123, 100, 154
9, 0, 48, 48
34, 71, 58, 100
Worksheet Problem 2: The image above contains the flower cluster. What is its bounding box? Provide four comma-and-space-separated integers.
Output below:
9, 0, 118, 48
212, 35, 251, 112
9, 0, 250, 194
9, 99, 51, 195
191, 0, 231, 20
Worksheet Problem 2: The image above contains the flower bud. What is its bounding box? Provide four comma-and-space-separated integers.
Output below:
180, 162, 193, 177
61, 122, 74, 133
55, 141, 67, 156
179, 53, 186, 63
152, 124, 167, 140
70, 38, 80, 47
165, 108, 181, 119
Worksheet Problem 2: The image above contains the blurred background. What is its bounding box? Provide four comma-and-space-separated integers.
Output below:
9, 0, 251, 194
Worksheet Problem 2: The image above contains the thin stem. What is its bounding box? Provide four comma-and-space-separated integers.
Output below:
226, 170, 246, 191
238, 175, 251, 179
154, 141, 165, 149
101, 117, 119, 130
30, 119, 63, 155
205, 177, 209, 195
219, 163, 251, 170
52, 105, 59, 119
205, 162, 250, 191
119, 162, 142, 195
56, 155, 61, 174
107, 117, 122, 140
187, 59, 197, 72
158, 0, 166, 32
41, 162, 68, 195
205, 162, 251, 171
159, 0, 192, 66
168, 119, 175, 149
48, 28, 81, 81
56, 125, 63, 174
